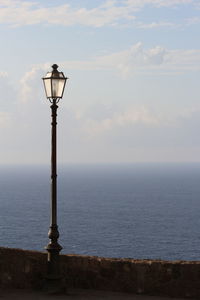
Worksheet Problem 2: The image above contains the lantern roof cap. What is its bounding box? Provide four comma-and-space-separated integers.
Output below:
52, 64, 58, 70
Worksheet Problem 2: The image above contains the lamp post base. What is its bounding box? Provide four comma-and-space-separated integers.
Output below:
45, 224, 64, 294
44, 249, 66, 294
44, 274, 66, 295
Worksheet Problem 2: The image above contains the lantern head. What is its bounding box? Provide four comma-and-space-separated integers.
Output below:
43, 64, 68, 100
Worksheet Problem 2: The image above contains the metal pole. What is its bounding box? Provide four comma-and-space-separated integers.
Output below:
46, 98, 62, 290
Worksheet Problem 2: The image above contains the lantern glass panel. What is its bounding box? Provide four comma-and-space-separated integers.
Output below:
43, 68, 67, 99
52, 78, 59, 98
43, 75, 52, 98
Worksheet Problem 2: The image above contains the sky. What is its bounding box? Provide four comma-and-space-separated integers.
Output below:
0, 0, 200, 164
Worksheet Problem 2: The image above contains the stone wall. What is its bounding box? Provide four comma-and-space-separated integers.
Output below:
0, 247, 200, 298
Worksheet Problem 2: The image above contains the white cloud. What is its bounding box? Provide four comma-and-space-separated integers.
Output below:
186, 16, 200, 25
136, 21, 176, 29
19, 43, 200, 90
82, 106, 160, 136
0, 111, 12, 128
62, 43, 166, 76
0, 71, 8, 78
70, 104, 200, 161
125, 0, 193, 9
1, 62, 200, 163
0, 0, 195, 27
65, 104, 200, 153
62, 43, 200, 76
0, 0, 134, 27
164, 49, 200, 72
194, 1, 200, 9
19, 64, 48, 103
19, 43, 166, 88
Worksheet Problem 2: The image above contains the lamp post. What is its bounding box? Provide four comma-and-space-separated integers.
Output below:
42, 64, 68, 292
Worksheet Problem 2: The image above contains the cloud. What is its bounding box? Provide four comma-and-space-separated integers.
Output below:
72, 104, 200, 156
19, 64, 49, 103
19, 43, 200, 88
194, 1, 200, 9
125, 0, 193, 8
136, 21, 176, 29
165, 49, 200, 72
0, 71, 8, 78
54, 103, 200, 163
63, 43, 167, 76
81, 106, 161, 136
62, 43, 200, 76
0, 0, 134, 27
1, 63, 200, 163
0, 0, 195, 27
0, 71, 17, 112
20, 67, 40, 103
186, 16, 200, 25
18, 43, 168, 89
0, 111, 12, 128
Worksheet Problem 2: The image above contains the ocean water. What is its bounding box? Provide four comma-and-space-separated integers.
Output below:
0, 163, 200, 261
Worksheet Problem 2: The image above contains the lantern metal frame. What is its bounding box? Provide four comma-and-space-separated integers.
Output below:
42, 64, 68, 103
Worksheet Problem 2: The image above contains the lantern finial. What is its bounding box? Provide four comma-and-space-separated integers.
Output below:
52, 64, 58, 71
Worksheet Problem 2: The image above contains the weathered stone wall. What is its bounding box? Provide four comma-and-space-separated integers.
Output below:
0, 247, 200, 298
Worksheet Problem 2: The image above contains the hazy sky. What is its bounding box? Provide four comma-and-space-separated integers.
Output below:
0, 0, 200, 164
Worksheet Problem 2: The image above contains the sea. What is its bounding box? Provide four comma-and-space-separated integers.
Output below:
0, 163, 200, 261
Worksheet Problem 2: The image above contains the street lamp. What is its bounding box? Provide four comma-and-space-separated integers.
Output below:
42, 64, 68, 292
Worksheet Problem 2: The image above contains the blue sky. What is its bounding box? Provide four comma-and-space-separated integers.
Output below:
0, 0, 200, 164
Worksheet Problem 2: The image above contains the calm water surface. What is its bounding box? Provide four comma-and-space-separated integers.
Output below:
0, 163, 200, 261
